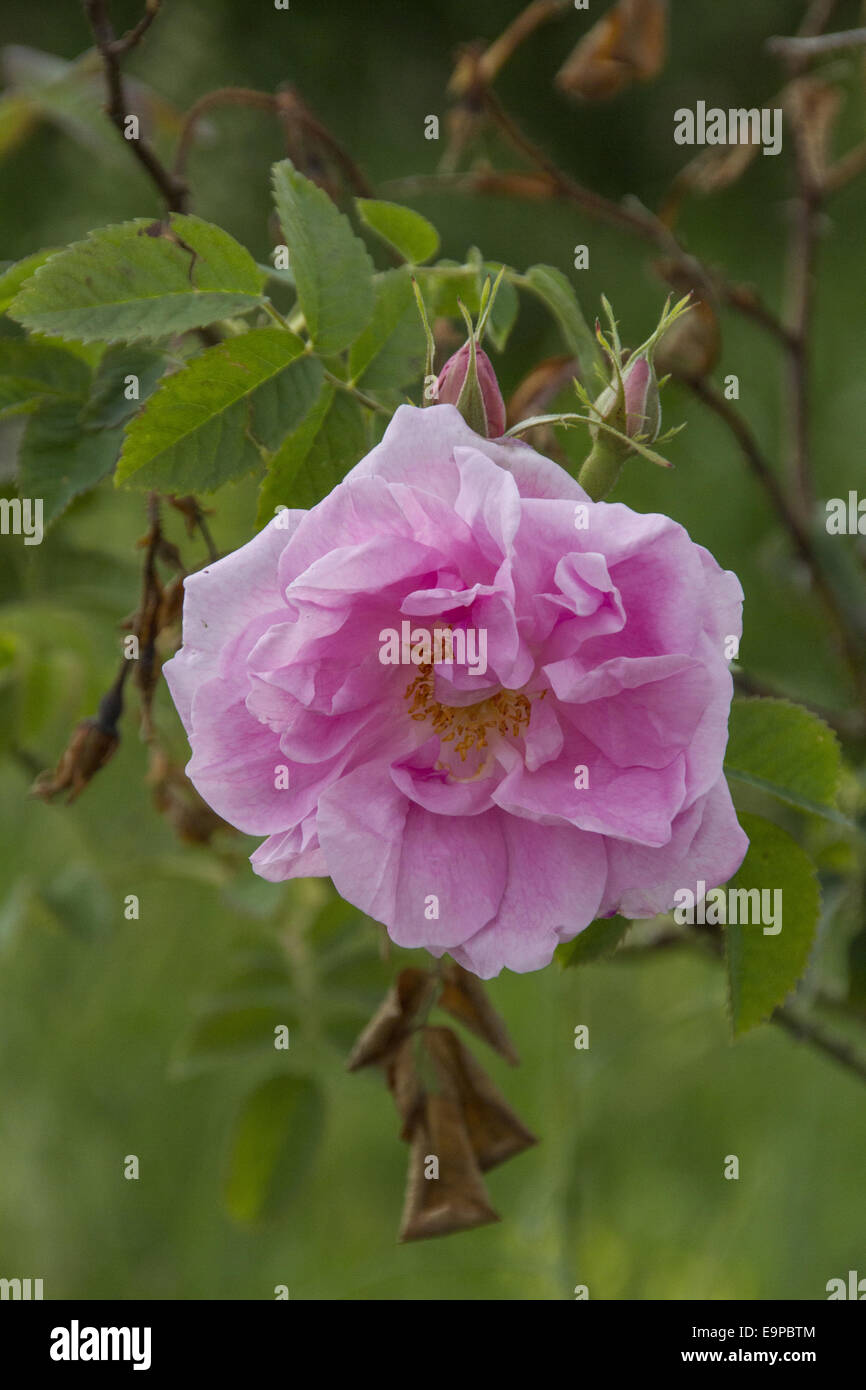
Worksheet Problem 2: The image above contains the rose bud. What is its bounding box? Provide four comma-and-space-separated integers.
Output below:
436, 339, 507, 439
593, 349, 662, 444
30, 676, 125, 805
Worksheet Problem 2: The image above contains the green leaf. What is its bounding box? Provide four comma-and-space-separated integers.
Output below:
256, 386, 367, 522
0, 339, 90, 418
18, 403, 124, 525
356, 198, 440, 264
348, 268, 425, 389
116, 328, 322, 492
0, 248, 61, 313
725, 697, 843, 823
272, 160, 375, 354
8, 215, 266, 343
725, 812, 820, 1036
0, 46, 183, 161
78, 345, 166, 429
557, 914, 631, 967
523, 264, 603, 382
420, 261, 482, 319
223, 1074, 324, 1225
248, 348, 325, 454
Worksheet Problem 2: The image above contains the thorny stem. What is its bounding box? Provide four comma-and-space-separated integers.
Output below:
82, 0, 188, 213
767, 26, 866, 60
771, 0, 840, 521
427, 33, 793, 349
454, 0, 575, 91
323, 368, 393, 419
173, 86, 280, 178
679, 375, 866, 711
274, 88, 373, 197
772, 1005, 866, 1085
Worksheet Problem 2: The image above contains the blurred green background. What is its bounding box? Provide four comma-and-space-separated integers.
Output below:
1, 0, 865, 1299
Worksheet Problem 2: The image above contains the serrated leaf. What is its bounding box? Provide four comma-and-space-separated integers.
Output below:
725, 812, 819, 1036
419, 261, 482, 319
523, 264, 603, 382
8, 215, 266, 343
557, 913, 631, 967
256, 386, 367, 521
725, 697, 843, 822
116, 328, 322, 492
0, 248, 61, 313
223, 1074, 324, 1225
348, 268, 425, 389
18, 402, 123, 524
0, 339, 90, 418
272, 160, 375, 354
79, 344, 166, 429
249, 347, 325, 453
356, 198, 440, 264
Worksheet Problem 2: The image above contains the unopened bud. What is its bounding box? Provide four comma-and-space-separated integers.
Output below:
593, 351, 661, 444
436, 340, 506, 438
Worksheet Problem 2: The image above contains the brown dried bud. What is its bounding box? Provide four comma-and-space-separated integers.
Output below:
423, 1027, 537, 1171
438, 960, 520, 1064
156, 574, 185, 634
556, 0, 667, 103
30, 679, 124, 804
346, 968, 436, 1071
669, 141, 758, 203
399, 1093, 500, 1242
782, 77, 841, 190
148, 748, 233, 846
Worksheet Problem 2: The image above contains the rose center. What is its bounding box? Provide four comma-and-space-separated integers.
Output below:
404, 664, 532, 763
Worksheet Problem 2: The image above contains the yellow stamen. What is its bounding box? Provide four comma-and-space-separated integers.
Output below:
404, 664, 532, 763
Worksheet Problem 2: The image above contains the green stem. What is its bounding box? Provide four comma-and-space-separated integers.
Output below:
577, 438, 625, 501
323, 369, 393, 419
263, 298, 293, 330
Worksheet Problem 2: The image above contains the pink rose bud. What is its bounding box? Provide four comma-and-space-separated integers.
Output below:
622, 354, 661, 440
436, 341, 507, 439
593, 351, 661, 443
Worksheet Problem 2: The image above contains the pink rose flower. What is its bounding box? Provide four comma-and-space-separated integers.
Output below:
165, 404, 747, 978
